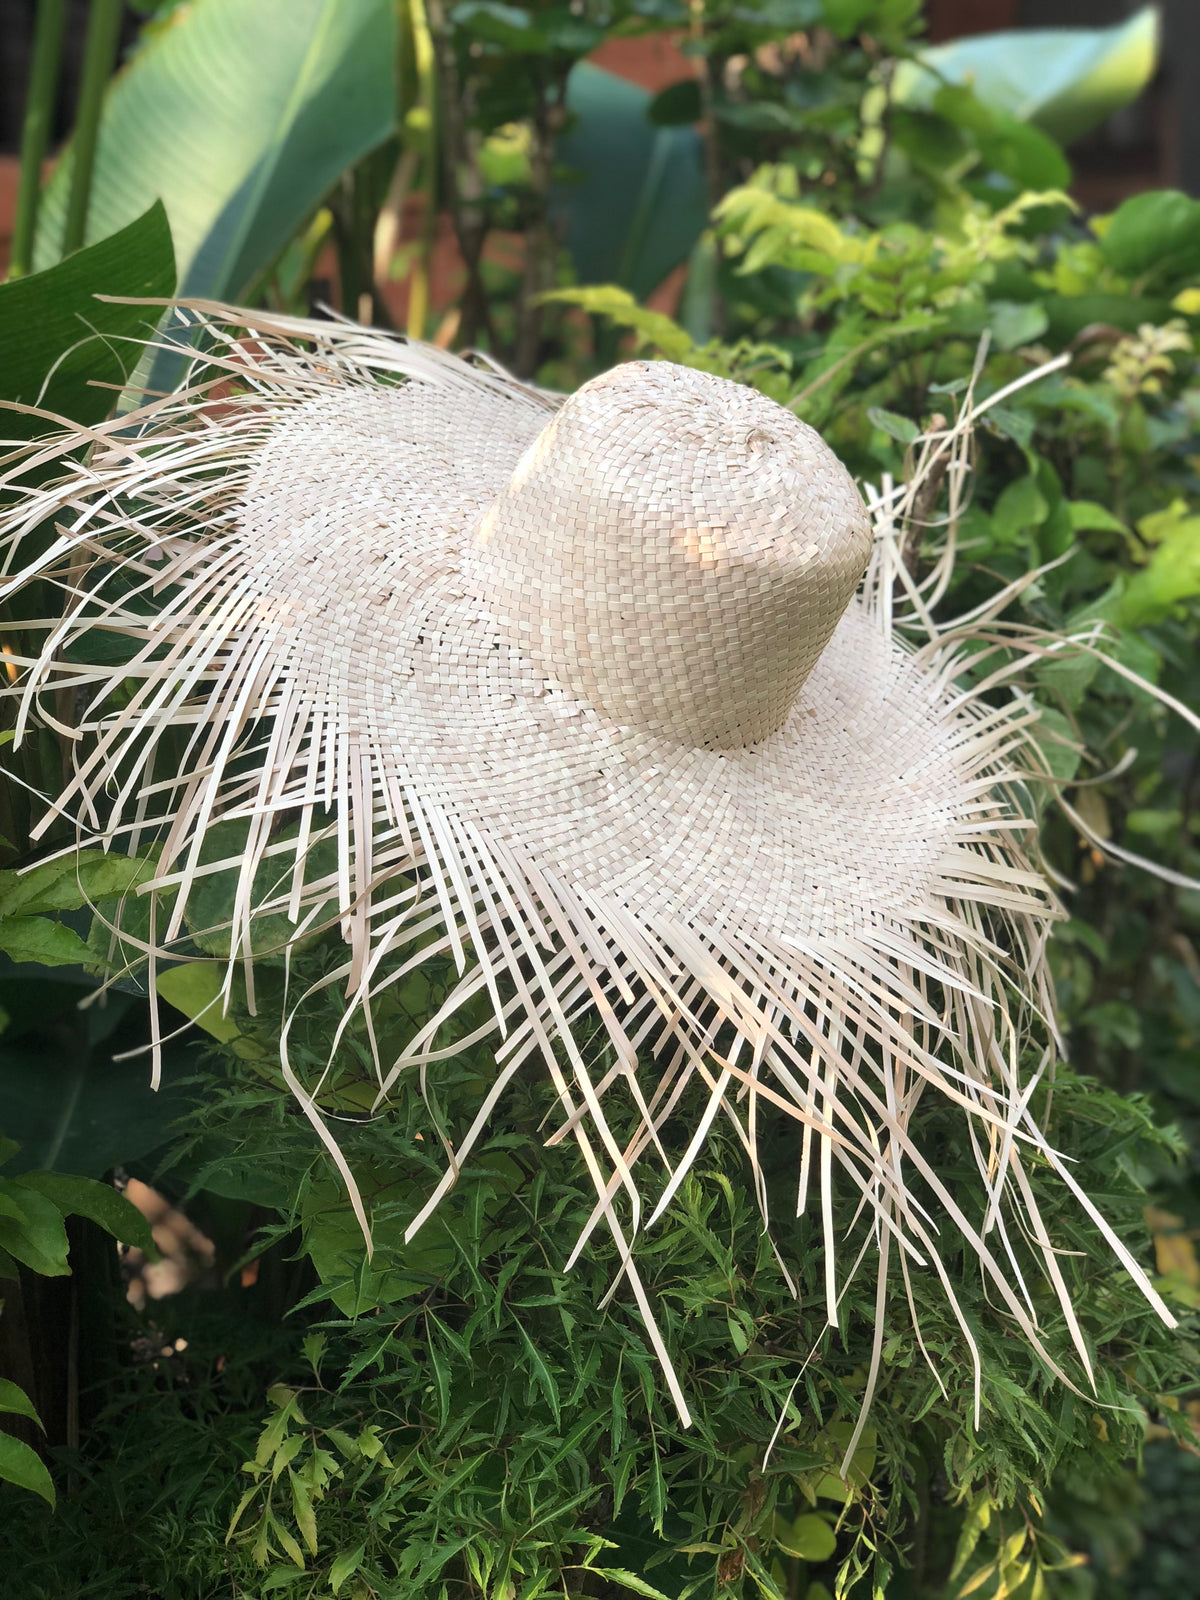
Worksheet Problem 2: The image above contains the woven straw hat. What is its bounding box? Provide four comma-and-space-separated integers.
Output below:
1, 305, 1175, 1429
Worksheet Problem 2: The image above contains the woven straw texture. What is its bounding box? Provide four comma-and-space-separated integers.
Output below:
0, 305, 1173, 1430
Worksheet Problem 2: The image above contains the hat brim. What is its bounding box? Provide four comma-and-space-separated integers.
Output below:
3, 305, 1171, 1428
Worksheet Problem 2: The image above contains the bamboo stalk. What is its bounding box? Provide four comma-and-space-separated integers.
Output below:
8, 0, 67, 279
62, 0, 125, 256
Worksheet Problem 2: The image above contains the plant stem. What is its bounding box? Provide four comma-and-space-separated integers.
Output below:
9, 0, 67, 279
512, 79, 566, 378
404, 0, 438, 338
426, 0, 492, 348
62, 0, 124, 256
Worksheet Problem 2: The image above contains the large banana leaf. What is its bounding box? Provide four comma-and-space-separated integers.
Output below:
557, 63, 708, 301
895, 6, 1158, 148
32, 0, 396, 300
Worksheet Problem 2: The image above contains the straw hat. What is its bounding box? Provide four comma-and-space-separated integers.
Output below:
1, 305, 1174, 1427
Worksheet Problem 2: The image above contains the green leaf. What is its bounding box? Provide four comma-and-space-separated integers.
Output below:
288, 1467, 318, 1554
0, 1431, 56, 1507
977, 112, 1070, 192
0, 918, 91, 968
1118, 513, 1200, 626
1068, 500, 1128, 536
1043, 291, 1172, 344
0, 852, 155, 920
0, 974, 195, 1177
1081, 1000, 1141, 1050
329, 1543, 366, 1595
1031, 707, 1082, 785
514, 1319, 562, 1427
16, 1171, 157, 1255
775, 1512, 837, 1562
866, 407, 919, 446
588, 1571, 673, 1600
155, 963, 243, 1044
992, 475, 1048, 545
259, 1569, 306, 1593
987, 299, 1049, 351
983, 402, 1035, 452
556, 63, 708, 301
0, 1378, 43, 1426
648, 79, 701, 128
0, 203, 175, 438
0, 1180, 70, 1275
541, 285, 695, 364
302, 1180, 454, 1316
957, 1561, 999, 1598
33, 0, 396, 304
1100, 189, 1200, 283
949, 1494, 993, 1584
896, 6, 1158, 146
1125, 808, 1182, 841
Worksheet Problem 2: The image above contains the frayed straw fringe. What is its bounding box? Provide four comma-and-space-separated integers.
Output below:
1, 304, 1192, 1449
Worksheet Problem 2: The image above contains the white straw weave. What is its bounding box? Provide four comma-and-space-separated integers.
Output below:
0, 305, 1174, 1433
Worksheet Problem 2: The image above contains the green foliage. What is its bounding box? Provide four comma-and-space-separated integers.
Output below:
0, 201, 174, 438
0, 849, 194, 1175
567, 149, 1200, 1582
894, 7, 1159, 148
30, 0, 396, 301
2, 3, 1197, 1595
2, 977, 1192, 1596
0, 1136, 157, 1509
556, 64, 708, 301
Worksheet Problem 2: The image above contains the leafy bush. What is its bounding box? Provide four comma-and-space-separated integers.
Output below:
2, 3, 1199, 1598
2, 956, 1192, 1598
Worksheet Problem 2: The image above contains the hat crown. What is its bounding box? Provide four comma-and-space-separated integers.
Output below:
472, 361, 872, 748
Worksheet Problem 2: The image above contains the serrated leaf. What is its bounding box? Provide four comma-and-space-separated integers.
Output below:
301, 1331, 326, 1376
259, 1569, 306, 1593
0, 917, 91, 968
515, 1319, 562, 1426
949, 1494, 993, 1583
271, 1434, 305, 1480
330, 1542, 366, 1595
0, 853, 155, 920
589, 1570, 673, 1600
273, 1516, 307, 1571
289, 1467, 319, 1554
226, 1481, 263, 1539
323, 1428, 362, 1460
